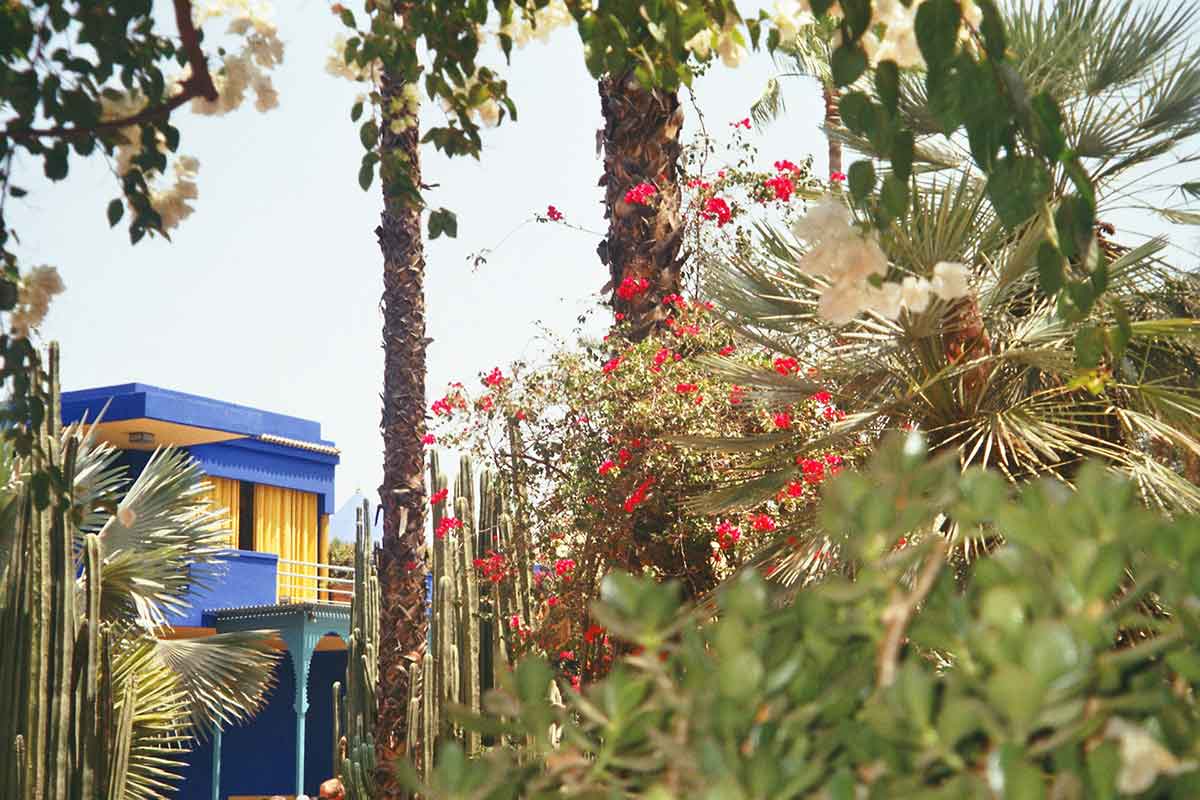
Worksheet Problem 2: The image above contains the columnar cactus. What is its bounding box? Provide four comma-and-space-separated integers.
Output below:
0, 344, 130, 799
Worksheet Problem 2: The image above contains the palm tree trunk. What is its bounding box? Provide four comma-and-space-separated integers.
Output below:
822, 84, 842, 177
598, 72, 685, 339
375, 68, 429, 797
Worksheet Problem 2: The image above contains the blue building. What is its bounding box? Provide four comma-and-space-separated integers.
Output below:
62, 383, 352, 800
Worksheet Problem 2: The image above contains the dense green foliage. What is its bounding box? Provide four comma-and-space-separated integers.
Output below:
407, 437, 1200, 799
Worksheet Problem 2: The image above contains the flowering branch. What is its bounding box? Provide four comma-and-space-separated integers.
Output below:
3, 0, 218, 141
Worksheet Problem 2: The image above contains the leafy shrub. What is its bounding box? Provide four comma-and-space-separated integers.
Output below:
407, 436, 1200, 799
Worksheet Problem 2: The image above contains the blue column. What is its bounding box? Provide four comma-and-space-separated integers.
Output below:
283, 628, 320, 796
210, 727, 222, 800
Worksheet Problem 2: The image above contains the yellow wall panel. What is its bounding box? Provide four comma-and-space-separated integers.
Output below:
201, 476, 240, 548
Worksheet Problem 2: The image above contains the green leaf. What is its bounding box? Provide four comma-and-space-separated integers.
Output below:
339, 7, 356, 28
43, 141, 68, 181
359, 120, 379, 150
880, 174, 909, 221
914, 0, 961, 68
831, 44, 867, 87
1030, 93, 1067, 160
875, 60, 899, 113
838, 91, 873, 134
1037, 242, 1064, 294
358, 157, 376, 191
427, 207, 458, 240
891, 130, 914, 181
977, 0, 1007, 60
350, 101, 364, 123
847, 160, 876, 202
1075, 324, 1105, 369
986, 156, 1050, 228
106, 198, 124, 227
1055, 194, 1094, 260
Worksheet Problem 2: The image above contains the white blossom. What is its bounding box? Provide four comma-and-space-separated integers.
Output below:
717, 27, 748, 68
150, 156, 201, 232
900, 276, 932, 313
772, 0, 815, 43
791, 195, 854, 246
864, 281, 903, 320
9, 266, 65, 339
475, 98, 502, 128
685, 28, 715, 59
819, 277, 870, 326
962, 0, 984, 29
1104, 717, 1198, 795
871, 0, 925, 69
930, 261, 971, 300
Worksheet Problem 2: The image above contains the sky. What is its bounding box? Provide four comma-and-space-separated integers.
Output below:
9, 1, 1196, 528
8, 0, 825, 518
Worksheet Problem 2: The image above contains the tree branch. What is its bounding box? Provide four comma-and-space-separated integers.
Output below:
3, 0, 218, 141
876, 537, 948, 689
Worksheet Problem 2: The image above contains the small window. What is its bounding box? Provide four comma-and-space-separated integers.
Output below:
238, 481, 254, 551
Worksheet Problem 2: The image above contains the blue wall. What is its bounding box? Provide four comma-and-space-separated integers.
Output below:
170, 551, 278, 628
175, 648, 348, 799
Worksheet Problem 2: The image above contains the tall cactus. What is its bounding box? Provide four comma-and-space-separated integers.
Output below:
336, 500, 382, 799
0, 343, 127, 799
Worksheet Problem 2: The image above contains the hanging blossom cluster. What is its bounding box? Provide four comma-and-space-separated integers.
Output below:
792, 196, 971, 325
8, 266, 65, 339
101, 0, 283, 233
496, 0, 573, 47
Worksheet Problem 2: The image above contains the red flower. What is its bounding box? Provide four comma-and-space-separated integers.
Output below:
623, 477, 655, 513
812, 390, 831, 404
624, 182, 657, 205
430, 488, 449, 506
719, 344, 736, 356
797, 457, 826, 484
716, 520, 741, 549
602, 355, 623, 374
675, 382, 699, 394
764, 174, 794, 202
830, 171, 847, 183
547, 595, 559, 607
729, 385, 745, 405
615, 312, 626, 321
546, 205, 564, 221
599, 460, 617, 475
686, 177, 712, 191
774, 411, 791, 429
515, 409, 527, 421
584, 624, 605, 644
785, 480, 805, 497
774, 159, 802, 173
731, 117, 751, 129
484, 367, 505, 386
435, 517, 463, 539
554, 558, 576, 577
558, 650, 574, 662
616, 275, 651, 300
477, 395, 494, 412
431, 397, 453, 416
701, 196, 732, 226
652, 348, 672, 370
618, 448, 632, 465
825, 453, 844, 475
422, 433, 436, 445
774, 357, 799, 375
751, 513, 776, 532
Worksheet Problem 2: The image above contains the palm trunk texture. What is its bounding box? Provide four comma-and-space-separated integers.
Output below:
375, 69, 428, 797
598, 72, 686, 338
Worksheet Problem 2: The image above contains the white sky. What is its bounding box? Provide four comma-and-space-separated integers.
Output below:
9, 0, 824, 510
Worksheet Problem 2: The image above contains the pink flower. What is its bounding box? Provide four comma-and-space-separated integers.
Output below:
774, 412, 791, 429
675, 382, 699, 394
774, 357, 799, 375
430, 488, 449, 506
830, 171, 847, 183
797, 457, 826, 485
599, 460, 617, 475
623, 477, 655, 513
811, 390, 831, 405
435, 517, 463, 539
422, 433, 436, 445
554, 558, 576, 577
774, 159, 802, 173
602, 355, 623, 374
624, 182, 657, 205
764, 174, 794, 202
616, 275, 651, 301
701, 196, 732, 226
751, 514, 776, 532
719, 344, 736, 356
731, 118, 751, 129
484, 367, 505, 386
547, 205, 564, 221
729, 385, 746, 405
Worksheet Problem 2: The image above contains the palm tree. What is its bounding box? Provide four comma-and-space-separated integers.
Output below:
598, 73, 687, 338
0, 412, 279, 799
687, 0, 1200, 584
374, 66, 429, 796
750, 16, 843, 177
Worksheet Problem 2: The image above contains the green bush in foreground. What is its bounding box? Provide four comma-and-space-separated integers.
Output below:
404, 435, 1200, 799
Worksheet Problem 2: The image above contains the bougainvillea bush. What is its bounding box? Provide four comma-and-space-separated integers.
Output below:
405, 437, 1200, 799
429, 294, 869, 683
